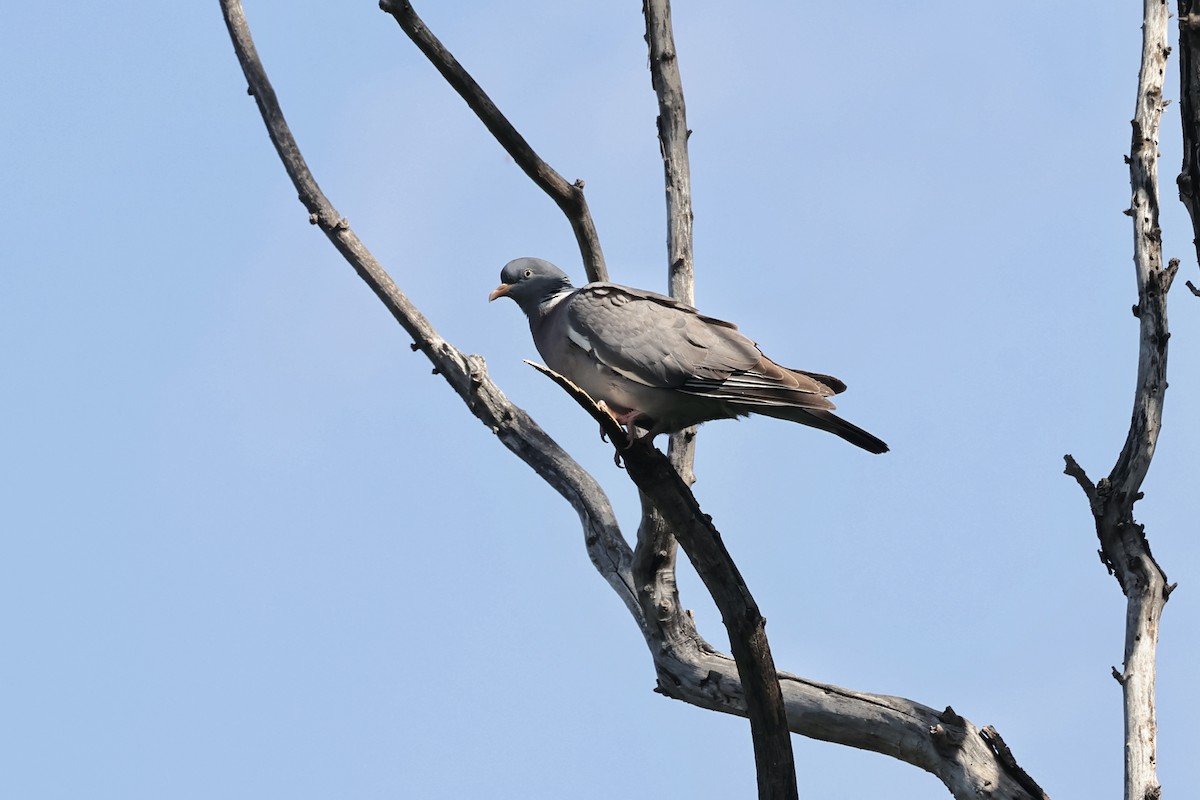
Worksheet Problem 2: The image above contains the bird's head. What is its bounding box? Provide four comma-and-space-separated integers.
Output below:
489, 257, 575, 316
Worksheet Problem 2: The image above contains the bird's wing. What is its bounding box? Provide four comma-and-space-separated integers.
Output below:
563, 284, 753, 386
564, 284, 837, 410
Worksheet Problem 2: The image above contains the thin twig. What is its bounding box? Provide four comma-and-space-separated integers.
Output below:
378, 0, 607, 283
524, 360, 627, 445
1062, 454, 1099, 510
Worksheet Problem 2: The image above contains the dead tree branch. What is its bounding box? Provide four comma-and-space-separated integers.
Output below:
1178, 0, 1200, 297
643, 0, 696, 307
378, 0, 607, 283
218, 0, 636, 616
632, 3, 696, 739
1064, 3, 1174, 799
533, 359, 796, 799
642, 0, 698, 482
1177, 1, 1200, 269
220, 2, 1047, 797
638, 3, 796, 798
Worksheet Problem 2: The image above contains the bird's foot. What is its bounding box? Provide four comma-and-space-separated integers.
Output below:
596, 400, 617, 444
596, 401, 639, 445
597, 402, 650, 465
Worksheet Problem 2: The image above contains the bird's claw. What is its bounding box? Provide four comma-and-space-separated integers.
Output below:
596, 400, 645, 463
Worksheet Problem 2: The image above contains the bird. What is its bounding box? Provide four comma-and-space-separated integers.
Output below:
489, 257, 888, 454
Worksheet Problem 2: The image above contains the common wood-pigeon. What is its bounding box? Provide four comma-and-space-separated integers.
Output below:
489, 257, 888, 454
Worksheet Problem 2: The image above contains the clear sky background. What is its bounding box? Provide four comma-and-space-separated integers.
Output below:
3, 2, 1198, 798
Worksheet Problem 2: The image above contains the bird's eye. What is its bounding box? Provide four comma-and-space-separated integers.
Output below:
523, 269, 533, 278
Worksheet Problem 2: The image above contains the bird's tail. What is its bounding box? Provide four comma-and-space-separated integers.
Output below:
752, 405, 889, 454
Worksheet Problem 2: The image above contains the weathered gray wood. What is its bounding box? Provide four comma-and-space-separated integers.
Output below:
643, 0, 699, 485
1177, 1, 1200, 273
1064, 2, 1176, 799
220, 3, 1048, 798
643, 0, 695, 307
533, 362, 1045, 800
639, 3, 796, 798
378, 0, 608, 284
533, 361, 797, 799
218, 0, 639, 619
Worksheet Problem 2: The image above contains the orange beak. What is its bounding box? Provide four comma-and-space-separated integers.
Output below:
488, 284, 512, 302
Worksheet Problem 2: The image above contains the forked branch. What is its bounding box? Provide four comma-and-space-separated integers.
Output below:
218, 0, 637, 618
220, 2, 1047, 798
531, 360, 795, 798
638, 3, 796, 797
1064, 3, 1174, 799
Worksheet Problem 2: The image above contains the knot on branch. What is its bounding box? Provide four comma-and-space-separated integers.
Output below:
1177, 170, 1193, 197
930, 706, 966, 756
307, 209, 348, 230
1162, 257, 1180, 292
465, 353, 488, 389
684, 668, 739, 707
1063, 455, 1101, 515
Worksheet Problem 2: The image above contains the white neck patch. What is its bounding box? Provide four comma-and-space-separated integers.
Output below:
541, 289, 573, 314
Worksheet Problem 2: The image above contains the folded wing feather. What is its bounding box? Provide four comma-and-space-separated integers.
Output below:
566, 284, 840, 411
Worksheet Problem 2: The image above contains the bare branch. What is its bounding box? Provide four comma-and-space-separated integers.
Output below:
524, 361, 627, 445
642, 0, 696, 304
980, 726, 1051, 800
217, 0, 637, 621
643, 0, 698, 482
1068, 4, 1173, 799
639, 4, 795, 798
377, 0, 608, 283
221, 4, 1047, 798
1177, 1, 1200, 266
635, 3, 712, 789
624, 451, 793, 800
1062, 454, 1099, 510
531, 364, 1042, 800
656, 640, 1045, 800
529, 360, 796, 799
635, 0, 697, 703
634, 3, 695, 751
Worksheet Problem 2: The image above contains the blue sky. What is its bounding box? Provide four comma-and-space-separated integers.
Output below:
3, 2, 1198, 798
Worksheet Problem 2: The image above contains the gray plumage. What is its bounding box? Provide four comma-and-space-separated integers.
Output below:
489, 257, 888, 454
